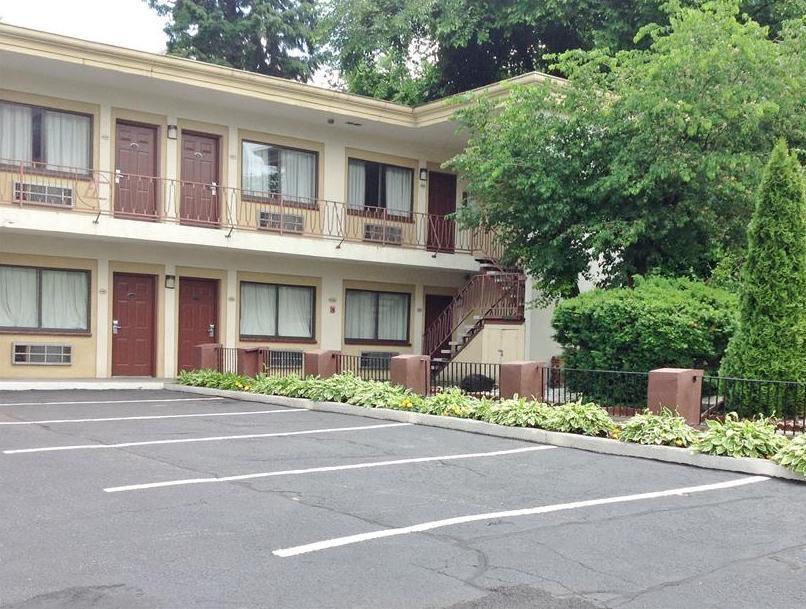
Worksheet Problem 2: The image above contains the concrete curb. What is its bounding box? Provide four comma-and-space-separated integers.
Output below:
166, 383, 806, 483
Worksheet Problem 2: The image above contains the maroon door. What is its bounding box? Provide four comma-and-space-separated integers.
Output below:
112, 273, 156, 376
180, 132, 220, 226
424, 293, 454, 355
177, 278, 219, 372
115, 122, 158, 218
427, 171, 457, 253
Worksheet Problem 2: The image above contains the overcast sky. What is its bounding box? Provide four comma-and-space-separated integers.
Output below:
0, 0, 167, 52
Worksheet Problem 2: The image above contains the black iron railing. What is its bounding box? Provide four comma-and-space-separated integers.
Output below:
338, 353, 392, 382
701, 375, 806, 435
259, 349, 303, 377
218, 347, 240, 374
430, 361, 500, 398
542, 367, 650, 418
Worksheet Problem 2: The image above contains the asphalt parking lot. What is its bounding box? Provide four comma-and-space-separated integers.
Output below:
1, 389, 804, 609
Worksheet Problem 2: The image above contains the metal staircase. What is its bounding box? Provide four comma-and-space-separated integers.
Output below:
423, 257, 526, 373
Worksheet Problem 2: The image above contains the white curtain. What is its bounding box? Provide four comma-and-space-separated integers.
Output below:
44, 111, 90, 173
277, 286, 313, 337
385, 166, 412, 217
345, 290, 376, 339
240, 283, 277, 336
41, 270, 88, 330
377, 293, 408, 340
0, 103, 32, 164
242, 142, 275, 196
280, 149, 316, 202
0, 266, 37, 328
347, 159, 366, 209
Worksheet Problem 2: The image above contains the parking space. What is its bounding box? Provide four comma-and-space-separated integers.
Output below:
1, 390, 805, 609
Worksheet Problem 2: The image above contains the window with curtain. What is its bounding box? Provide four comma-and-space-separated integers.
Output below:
347, 159, 413, 217
241, 141, 317, 203
345, 289, 410, 342
239, 282, 315, 339
0, 265, 89, 331
0, 101, 91, 174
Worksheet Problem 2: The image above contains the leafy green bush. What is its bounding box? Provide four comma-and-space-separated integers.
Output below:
620, 408, 696, 447
694, 413, 786, 459
177, 369, 252, 390
553, 276, 739, 379
720, 140, 806, 415
773, 434, 806, 475
482, 398, 550, 428
541, 402, 615, 437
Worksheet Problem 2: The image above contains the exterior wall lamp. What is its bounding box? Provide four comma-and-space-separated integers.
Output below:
165, 274, 176, 289
167, 124, 178, 140
419, 168, 428, 182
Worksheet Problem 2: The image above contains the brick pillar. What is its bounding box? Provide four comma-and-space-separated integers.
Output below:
390, 354, 430, 395
193, 343, 222, 370
499, 361, 546, 400
237, 348, 261, 377
647, 368, 703, 426
303, 350, 341, 378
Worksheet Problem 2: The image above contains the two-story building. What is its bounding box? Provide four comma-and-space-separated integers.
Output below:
0, 24, 559, 381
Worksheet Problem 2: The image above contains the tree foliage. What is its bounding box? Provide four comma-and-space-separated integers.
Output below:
449, 1, 804, 299
145, 0, 319, 81
719, 140, 806, 383
320, 0, 805, 103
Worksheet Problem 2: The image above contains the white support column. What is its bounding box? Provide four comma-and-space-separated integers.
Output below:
226, 125, 239, 223
322, 141, 345, 202
98, 104, 112, 213
320, 272, 342, 350
164, 263, 177, 377
95, 257, 110, 378
165, 115, 179, 221
412, 283, 425, 354
416, 159, 429, 215
225, 269, 238, 348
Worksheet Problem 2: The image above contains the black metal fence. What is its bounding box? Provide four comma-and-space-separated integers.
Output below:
217, 347, 240, 374
430, 361, 500, 398
259, 349, 304, 377
338, 353, 392, 382
701, 375, 806, 435
542, 367, 650, 418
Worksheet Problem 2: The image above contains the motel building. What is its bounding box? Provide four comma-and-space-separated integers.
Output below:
0, 24, 558, 384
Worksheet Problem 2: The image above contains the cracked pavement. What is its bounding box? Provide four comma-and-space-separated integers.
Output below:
1, 389, 804, 609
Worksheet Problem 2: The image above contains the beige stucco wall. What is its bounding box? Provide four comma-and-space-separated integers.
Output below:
0, 252, 97, 378
453, 323, 525, 365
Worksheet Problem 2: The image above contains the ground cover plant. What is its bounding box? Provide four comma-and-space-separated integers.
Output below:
177, 370, 804, 476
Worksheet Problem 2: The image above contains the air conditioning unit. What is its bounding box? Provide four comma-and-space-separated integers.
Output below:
258, 211, 304, 233
363, 224, 403, 245
14, 182, 74, 208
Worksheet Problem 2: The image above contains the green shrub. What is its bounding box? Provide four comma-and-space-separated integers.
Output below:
694, 413, 786, 459
420, 387, 480, 417
541, 401, 615, 437
481, 398, 550, 428
620, 408, 696, 447
552, 276, 739, 383
773, 435, 806, 475
720, 140, 806, 415
177, 369, 252, 390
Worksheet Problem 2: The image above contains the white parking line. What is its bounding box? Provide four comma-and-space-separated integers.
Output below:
104, 445, 557, 493
272, 475, 769, 557
0, 397, 224, 407
0, 408, 305, 426
3, 422, 412, 454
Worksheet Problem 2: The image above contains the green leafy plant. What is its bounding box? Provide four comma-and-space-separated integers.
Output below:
773, 434, 806, 475
620, 408, 697, 447
541, 401, 615, 437
482, 398, 550, 428
694, 412, 787, 458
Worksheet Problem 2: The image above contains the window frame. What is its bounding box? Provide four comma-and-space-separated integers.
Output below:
238, 281, 316, 342
344, 288, 411, 345
347, 158, 414, 219
0, 99, 94, 178
0, 264, 91, 334
240, 139, 319, 208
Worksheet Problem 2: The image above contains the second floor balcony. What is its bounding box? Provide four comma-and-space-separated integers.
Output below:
0, 160, 503, 262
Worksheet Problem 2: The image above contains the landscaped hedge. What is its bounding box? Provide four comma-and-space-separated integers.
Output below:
177, 369, 804, 476
552, 275, 739, 376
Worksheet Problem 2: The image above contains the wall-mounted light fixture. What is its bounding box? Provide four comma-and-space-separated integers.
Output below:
165, 274, 176, 289
167, 124, 178, 140
419, 168, 428, 182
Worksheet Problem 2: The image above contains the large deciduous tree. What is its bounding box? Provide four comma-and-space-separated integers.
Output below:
448, 1, 804, 300
719, 140, 806, 386
145, 0, 319, 81
320, 0, 804, 104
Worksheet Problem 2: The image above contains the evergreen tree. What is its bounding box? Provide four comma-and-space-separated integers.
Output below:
720, 140, 806, 391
